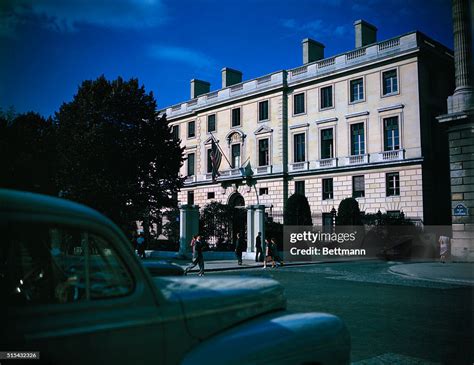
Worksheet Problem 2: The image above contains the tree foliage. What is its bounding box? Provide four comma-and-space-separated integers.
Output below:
337, 197, 362, 225
0, 111, 57, 195
162, 207, 180, 243
55, 75, 184, 235
284, 194, 312, 226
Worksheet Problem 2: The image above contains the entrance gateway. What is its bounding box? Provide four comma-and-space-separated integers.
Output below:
228, 192, 246, 245
178, 197, 266, 257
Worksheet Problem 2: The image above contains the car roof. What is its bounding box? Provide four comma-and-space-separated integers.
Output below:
0, 189, 113, 227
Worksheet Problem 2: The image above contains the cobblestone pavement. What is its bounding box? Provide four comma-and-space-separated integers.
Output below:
207, 261, 474, 364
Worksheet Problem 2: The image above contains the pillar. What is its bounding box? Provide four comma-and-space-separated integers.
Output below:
246, 205, 266, 253
178, 204, 200, 258
447, 0, 474, 113
246, 206, 255, 253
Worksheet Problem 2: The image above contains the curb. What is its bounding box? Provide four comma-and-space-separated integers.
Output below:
183, 258, 377, 273
387, 266, 474, 286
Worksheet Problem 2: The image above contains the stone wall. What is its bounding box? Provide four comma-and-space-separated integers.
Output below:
290, 164, 424, 224
448, 122, 474, 261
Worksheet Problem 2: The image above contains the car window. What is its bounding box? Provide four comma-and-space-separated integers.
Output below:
1, 223, 134, 306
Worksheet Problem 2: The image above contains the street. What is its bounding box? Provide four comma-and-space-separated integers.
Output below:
206, 261, 473, 364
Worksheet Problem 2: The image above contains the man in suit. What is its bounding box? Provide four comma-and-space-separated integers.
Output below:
235, 233, 246, 265
255, 232, 263, 262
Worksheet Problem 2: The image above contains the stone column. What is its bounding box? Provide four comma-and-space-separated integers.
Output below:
452, 0, 472, 91
448, 0, 474, 113
254, 205, 266, 252
178, 205, 200, 258
246, 206, 255, 253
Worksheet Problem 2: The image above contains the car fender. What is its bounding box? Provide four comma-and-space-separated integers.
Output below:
180, 311, 350, 365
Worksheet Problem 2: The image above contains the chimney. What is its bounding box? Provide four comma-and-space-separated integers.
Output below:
221, 67, 243, 88
302, 38, 325, 64
354, 19, 377, 48
190, 79, 210, 99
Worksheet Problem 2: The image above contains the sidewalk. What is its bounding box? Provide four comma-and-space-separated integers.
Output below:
153, 257, 318, 272
388, 262, 474, 286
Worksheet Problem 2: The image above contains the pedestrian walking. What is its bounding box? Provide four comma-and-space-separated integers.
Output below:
136, 233, 146, 259
271, 238, 284, 266
255, 232, 263, 262
184, 235, 205, 276
263, 238, 275, 269
235, 232, 246, 265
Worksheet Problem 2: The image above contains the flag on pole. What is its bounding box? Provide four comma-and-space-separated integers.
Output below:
240, 159, 253, 178
210, 138, 222, 181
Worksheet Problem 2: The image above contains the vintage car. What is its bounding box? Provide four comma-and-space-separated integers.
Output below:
142, 260, 184, 276
0, 189, 350, 365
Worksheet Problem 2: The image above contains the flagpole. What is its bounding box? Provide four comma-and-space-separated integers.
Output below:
210, 132, 233, 168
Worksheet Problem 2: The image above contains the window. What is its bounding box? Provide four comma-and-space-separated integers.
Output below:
187, 191, 194, 205
207, 114, 216, 133
258, 138, 269, 166
350, 78, 364, 103
321, 128, 333, 159
382, 69, 398, 95
322, 178, 333, 200
172, 125, 180, 141
207, 149, 213, 173
386, 172, 400, 196
207, 192, 215, 199
258, 100, 269, 121
231, 144, 241, 168
293, 93, 305, 115
232, 108, 241, 127
2, 224, 134, 305
259, 187, 269, 196
295, 181, 305, 196
352, 175, 365, 198
351, 123, 365, 155
384, 116, 400, 151
320, 85, 333, 109
187, 121, 196, 138
293, 133, 306, 162
187, 153, 195, 176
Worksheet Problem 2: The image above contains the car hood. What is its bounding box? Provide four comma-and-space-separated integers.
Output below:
153, 276, 286, 340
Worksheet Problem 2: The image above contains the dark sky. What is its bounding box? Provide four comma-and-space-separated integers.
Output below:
0, 0, 453, 118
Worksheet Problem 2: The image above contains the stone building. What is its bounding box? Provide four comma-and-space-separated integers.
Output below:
160, 20, 454, 228
437, 0, 473, 261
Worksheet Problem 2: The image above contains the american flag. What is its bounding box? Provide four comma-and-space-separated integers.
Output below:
210, 138, 222, 182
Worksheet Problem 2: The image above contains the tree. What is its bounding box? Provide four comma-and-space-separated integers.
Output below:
55, 76, 184, 235
337, 197, 362, 225
0, 111, 58, 195
284, 194, 312, 225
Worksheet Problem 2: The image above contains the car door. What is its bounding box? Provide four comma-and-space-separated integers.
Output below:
1, 219, 165, 365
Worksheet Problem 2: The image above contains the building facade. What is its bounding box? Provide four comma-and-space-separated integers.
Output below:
160, 20, 454, 226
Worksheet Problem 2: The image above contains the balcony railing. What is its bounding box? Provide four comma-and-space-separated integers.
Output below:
289, 161, 309, 172
256, 165, 272, 175
316, 158, 338, 169
371, 150, 405, 162
220, 168, 242, 178
340, 154, 369, 166
184, 175, 196, 184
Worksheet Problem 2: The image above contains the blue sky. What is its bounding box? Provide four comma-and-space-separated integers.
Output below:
0, 0, 453, 118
